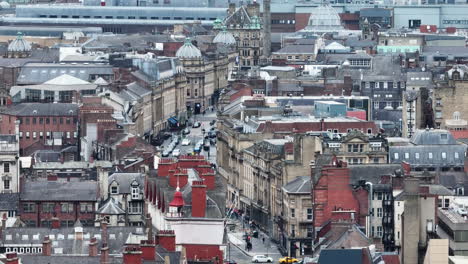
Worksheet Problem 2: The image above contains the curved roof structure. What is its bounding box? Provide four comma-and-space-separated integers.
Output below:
176, 38, 202, 59
8, 32, 31, 53
410, 129, 457, 145
213, 27, 236, 45
305, 4, 344, 32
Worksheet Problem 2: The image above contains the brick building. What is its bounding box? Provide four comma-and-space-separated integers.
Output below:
19, 179, 98, 227
0, 103, 79, 155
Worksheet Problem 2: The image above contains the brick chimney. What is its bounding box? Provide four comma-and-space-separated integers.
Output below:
402, 161, 411, 175
100, 220, 110, 264
42, 236, 52, 256
140, 240, 156, 261
228, 3, 235, 15
123, 246, 142, 264
156, 230, 176, 252
100, 243, 110, 264
51, 217, 60, 229
191, 180, 207, 218
89, 237, 98, 257
5, 252, 18, 264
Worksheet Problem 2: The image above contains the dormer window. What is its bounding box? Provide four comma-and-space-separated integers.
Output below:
111, 186, 118, 194
131, 187, 140, 199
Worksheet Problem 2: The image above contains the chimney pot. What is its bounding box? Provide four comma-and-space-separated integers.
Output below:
6, 252, 18, 264
42, 236, 52, 256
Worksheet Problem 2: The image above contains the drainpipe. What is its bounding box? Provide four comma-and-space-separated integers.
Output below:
366, 182, 373, 238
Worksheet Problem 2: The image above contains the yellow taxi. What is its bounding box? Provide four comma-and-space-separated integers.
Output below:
279, 257, 299, 264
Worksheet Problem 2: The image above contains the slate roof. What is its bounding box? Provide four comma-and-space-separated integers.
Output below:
283, 176, 311, 194
273, 44, 315, 54
410, 129, 457, 145
21, 181, 98, 201
318, 248, 369, 264
1, 103, 78, 117
19, 256, 119, 264
2, 226, 140, 255
17, 62, 113, 85
349, 164, 402, 185
0, 193, 19, 211
108, 173, 144, 194
97, 198, 125, 215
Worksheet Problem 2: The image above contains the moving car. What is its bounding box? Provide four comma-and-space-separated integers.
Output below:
172, 149, 181, 157
192, 121, 201, 128
251, 255, 272, 263
182, 128, 190, 135
181, 139, 191, 146
210, 120, 216, 126
279, 257, 299, 264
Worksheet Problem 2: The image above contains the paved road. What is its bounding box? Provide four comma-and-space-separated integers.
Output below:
160, 112, 217, 164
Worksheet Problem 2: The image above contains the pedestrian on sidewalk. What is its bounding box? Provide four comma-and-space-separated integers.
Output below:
262, 237, 265, 244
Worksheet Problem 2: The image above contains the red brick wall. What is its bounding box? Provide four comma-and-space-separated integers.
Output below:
183, 244, 223, 264
0, 113, 78, 152
313, 165, 360, 228
19, 201, 96, 227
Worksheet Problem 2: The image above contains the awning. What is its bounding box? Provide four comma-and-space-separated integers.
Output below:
167, 117, 178, 125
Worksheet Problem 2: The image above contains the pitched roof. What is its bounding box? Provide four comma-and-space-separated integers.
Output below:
318, 248, 368, 264
283, 176, 311, 194
97, 197, 125, 215
44, 74, 91, 85
0, 193, 19, 211
21, 181, 98, 201
1, 103, 78, 117
108, 173, 144, 194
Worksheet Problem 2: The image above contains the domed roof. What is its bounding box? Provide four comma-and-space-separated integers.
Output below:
176, 38, 202, 59
0, 1, 10, 9
8, 32, 31, 53
213, 27, 236, 45
213, 18, 223, 30
305, 4, 344, 32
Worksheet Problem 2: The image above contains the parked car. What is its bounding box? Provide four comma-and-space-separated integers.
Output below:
210, 120, 216, 126
192, 121, 201, 128
172, 149, 181, 157
181, 139, 191, 146
182, 128, 190, 135
162, 150, 171, 157
224, 260, 237, 264
251, 255, 272, 263
279, 257, 299, 264
208, 131, 216, 138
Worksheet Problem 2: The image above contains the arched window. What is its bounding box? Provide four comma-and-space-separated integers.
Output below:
454, 111, 461, 120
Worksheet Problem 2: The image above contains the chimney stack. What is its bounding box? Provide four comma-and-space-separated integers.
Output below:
89, 237, 98, 257
100, 243, 110, 264
100, 220, 110, 264
123, 246, 142, 264
5, 252, 18, 264
42, 236, 52, 256
140, 240, 156, 261
156, 230, 176, 252
191, 180, 207, 218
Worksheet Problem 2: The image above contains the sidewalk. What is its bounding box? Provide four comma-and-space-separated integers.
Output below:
227, 219, 282, 258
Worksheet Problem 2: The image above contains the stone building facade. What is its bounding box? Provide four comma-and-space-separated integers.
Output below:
322, 130, 388, 165
221, 2, 263, 70
433, 65, 468, 130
